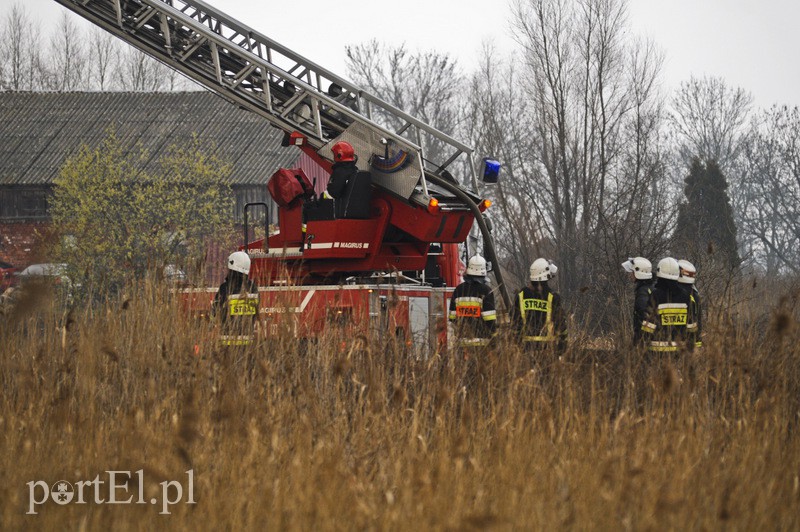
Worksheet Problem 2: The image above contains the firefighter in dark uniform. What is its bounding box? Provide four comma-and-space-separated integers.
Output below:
641, 257, 695, 355
511, 258, 567, 354
326, 140, 371, 219
622, 256, 654, 346
448, 255, 497, 351
212, 251, 260, 346
678, 259, 702, 349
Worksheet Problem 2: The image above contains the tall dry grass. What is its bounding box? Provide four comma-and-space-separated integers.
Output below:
1, 278, 799, 530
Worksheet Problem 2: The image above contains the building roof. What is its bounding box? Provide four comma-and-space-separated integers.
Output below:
0, 91, 300, 186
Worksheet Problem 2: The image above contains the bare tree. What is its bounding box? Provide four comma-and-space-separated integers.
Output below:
457, 1, 674, 332
49, 11, 88, 91
737, 106, 800, 274
88, 26, 119, 91
162, 66, 178, 91
670, 75, 753, 172
0, 4, 37, 90
0, 15, 5, 86
462, 45, 547, 288
346, 40, 464, 164
94, 28, 188, 91
161, 56, 197, 91
507, 0, 672, 312
116, 47, 169, 91
590, 34, 674, 316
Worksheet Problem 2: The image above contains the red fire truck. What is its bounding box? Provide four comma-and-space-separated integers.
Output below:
54, 0, 510, 352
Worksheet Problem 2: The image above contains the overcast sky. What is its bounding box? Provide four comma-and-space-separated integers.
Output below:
10, 0, 800, 108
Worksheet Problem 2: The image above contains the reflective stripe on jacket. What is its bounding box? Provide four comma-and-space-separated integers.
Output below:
213, 276, 260, 345
511, 284, 567, 349
519, 291, 555, 342
642, 279, 693, 353
448, 278, 497, 347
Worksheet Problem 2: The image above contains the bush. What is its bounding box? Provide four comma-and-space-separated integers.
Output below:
49, 130, 234, 297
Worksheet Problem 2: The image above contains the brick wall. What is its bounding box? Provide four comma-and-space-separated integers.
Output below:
0, 221, 51, 268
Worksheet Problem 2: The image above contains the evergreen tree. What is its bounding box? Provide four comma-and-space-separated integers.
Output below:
674, 158, 740, 271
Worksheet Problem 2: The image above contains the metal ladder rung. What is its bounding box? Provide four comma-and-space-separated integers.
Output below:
51, 0, 480, 192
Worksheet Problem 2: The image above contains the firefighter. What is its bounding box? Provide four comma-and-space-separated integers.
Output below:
326, 140, 371, 219
622, 257, 654, 346
641, 257, 694, 354
678, 259, 702, 349
448, 255, 497, 350
511, 258, 567, 353
212, 251, 260, 346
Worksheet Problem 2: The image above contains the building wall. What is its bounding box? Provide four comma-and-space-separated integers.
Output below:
0, 221, 50, 267
234, 185, 276, 225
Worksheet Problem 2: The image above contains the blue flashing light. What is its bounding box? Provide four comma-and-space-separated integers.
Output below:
482, 157, 501, 184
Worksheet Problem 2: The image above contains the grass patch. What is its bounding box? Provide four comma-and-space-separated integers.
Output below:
1, 279, 799, 529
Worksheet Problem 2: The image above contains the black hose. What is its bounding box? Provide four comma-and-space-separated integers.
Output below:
425, 173, 512, 310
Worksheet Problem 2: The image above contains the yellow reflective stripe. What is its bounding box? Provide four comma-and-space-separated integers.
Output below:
523, 335, 555, 342
649, 345, 678, 352
649, 340, 678, 352
695, 342, 703, 348
228, 293, 259, 299
220, 335, 253, 346
545, 292, 553, 337
482, 314, 497, 321
448, 310, 457, 320
658, 303, 687, 310
458, 338, 491, 347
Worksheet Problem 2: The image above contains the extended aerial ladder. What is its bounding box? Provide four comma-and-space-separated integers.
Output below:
51, 0, 511, 308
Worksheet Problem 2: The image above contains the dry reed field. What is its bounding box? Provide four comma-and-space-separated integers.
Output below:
1, 279, 800, 530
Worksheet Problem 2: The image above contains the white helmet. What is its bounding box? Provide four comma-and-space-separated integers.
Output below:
677, 259, 696, 284
227, 251, 251, 275
466, 255, 487, 277
530, 258, 557, 282
656, 257, 680, 281
622, 257, 652, 280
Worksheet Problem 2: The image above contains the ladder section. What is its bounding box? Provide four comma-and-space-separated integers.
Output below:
52, 0, 478, 194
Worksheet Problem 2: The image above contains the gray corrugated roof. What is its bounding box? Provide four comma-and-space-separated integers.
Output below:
0, 91, 300, 186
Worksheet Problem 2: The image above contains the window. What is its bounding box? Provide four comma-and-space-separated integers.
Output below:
0, 187, 50, 220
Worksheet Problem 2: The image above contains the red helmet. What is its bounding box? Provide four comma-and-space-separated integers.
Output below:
331, 141, 355, 162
